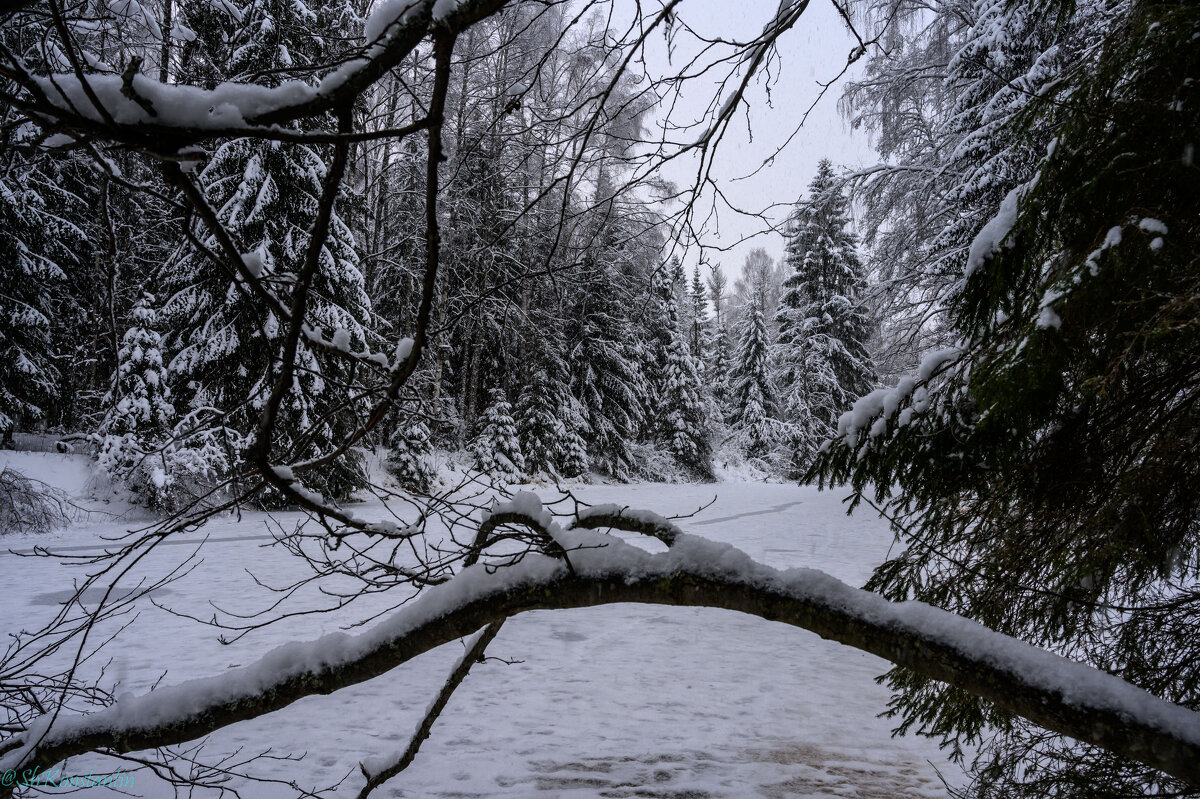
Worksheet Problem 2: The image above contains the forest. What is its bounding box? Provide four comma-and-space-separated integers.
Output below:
0, 0, 1197, 797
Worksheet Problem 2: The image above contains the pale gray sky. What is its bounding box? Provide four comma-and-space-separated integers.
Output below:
637, 0, 877, 281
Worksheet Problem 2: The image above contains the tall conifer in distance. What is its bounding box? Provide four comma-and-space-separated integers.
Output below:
730, 301, 777, 460
650, 266, 713, 478
516, 320, 588, 479
775, 160, 875, 475
688, 264, 708, 360
706, 264, 733, 413
566, 172, 648, 476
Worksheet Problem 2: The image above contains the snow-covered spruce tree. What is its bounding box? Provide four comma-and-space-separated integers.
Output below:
813, 3, 1200, 795
843, 0, 1089, 377
387, 414, 436, 494
0, 146, 87, 439
163, 0, 371, 505
96, 295, 177, 507
705, 263, 733, 414
515, 325, 588, 480
470, 388, 526, 485
646, 266, 713, 478
687, 264, 709, 360
729, 301, 777, 461
775, 160, 875, 476
565, 172, 650, 477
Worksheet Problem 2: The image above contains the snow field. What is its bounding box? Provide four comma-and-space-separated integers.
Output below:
0, 458, 961, 797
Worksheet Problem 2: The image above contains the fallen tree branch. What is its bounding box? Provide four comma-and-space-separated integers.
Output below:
570, 504, 682, 546
2, 527, 1198, 792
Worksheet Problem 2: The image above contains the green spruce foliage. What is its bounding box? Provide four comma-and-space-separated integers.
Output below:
812, 3, 1200, 795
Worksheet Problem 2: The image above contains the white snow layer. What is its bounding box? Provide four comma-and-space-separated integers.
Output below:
6, 512, 1199, 775
965, 185, 1022, 276
34, 0, 449, 132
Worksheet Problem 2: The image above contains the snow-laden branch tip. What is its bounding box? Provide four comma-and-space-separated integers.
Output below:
22, 0, 512, 138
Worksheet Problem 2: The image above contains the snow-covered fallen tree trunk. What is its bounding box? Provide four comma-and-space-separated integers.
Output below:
3, 523, 1199, 791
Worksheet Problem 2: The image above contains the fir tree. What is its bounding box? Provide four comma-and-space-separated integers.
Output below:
775, 160, 875, 474
0, 151, 84, 438
730, 302, 777, 460
650, 267, 713, 477
565, 172, 650, 476
814, 3, 1200, 795
470, 388, 526, 484
515, 329, 589, 481
688, 264, 708, 360
706, 264, 733, 412
843, 0, 1084, 376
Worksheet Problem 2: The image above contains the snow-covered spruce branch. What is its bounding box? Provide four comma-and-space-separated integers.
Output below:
2, 522, 1199, 792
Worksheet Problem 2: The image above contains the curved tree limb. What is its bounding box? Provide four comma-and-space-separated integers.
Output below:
1, 528, 1198, 793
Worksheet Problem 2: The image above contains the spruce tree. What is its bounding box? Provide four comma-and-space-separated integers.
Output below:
688, 264, 708, 360
565, 172, 649, 476
775, 160, 875, 474
387, 415, 436, 494
163, 0, 371, 503
0, 151, 84, 438
706, 264, 733, 412
515, 330, 589, 480
649, 267, 713, 478
97, 295, 177, 507
470, 388, 526, 485
730, 302, 777, 460
813, 3, 1200, 795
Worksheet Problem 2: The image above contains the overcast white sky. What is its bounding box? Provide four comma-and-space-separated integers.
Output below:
636, 0, 878, 280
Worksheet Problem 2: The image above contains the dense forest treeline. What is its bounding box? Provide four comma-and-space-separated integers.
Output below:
1, 2, 879, 499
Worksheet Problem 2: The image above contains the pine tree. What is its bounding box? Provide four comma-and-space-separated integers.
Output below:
730, 302, 777, 460
813, 3, 1200, 795
470, 388, 526, 484
163, 0, 371, 503
96, 295, 177, 507
775, 160, 875, 474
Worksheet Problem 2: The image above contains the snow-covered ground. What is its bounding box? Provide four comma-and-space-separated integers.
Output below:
0, 452, 962, 797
